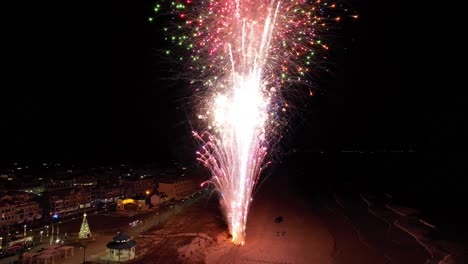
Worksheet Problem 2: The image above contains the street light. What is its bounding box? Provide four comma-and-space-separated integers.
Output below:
40, 231, 44, 243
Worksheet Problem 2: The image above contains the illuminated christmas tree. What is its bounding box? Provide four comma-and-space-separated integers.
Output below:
78, 213, 91, 239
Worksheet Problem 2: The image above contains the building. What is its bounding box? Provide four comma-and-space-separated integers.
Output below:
73, 176, 97, 187
0, 191, 42, 227
5, 236, 33, 255
0, 201, 42, 226
22, 245, 74, 264
116, 198, 149, 212
122, 179, 154, 198
0, 191, 33, 202
46, 188, 91, 218
150, 194, 161, 207
158, 179, 198, 201
92, 185, 125, 205
43, 178, 75, 190
106, 233, 136, 262
18, 186, 46, 195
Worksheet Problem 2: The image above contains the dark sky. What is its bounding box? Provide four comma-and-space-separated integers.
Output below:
0, 0, 465, 164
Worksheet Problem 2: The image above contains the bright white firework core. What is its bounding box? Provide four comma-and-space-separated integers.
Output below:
196, 1, 280, 245
213, 71, 269, 245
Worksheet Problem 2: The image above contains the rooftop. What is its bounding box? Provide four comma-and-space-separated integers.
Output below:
106, 240, 137, 250
107, 233, 137, 250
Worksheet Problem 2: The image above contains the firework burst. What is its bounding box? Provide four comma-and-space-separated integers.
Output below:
153, 0, 356, 245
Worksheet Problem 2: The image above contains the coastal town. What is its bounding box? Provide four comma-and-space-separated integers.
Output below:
0, 162, 210, 263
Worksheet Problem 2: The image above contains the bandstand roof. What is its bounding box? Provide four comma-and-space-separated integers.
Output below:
106, 240, 137, 250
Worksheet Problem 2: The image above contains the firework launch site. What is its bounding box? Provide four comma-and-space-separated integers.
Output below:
122, 155, 468, 264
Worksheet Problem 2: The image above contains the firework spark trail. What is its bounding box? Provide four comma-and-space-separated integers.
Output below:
195, 1, 280, 245
156, 0, 356, 246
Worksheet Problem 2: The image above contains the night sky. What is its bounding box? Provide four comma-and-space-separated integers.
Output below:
0, 0, 465, 164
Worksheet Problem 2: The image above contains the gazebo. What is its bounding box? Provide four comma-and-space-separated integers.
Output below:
106, 233, 137, 262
